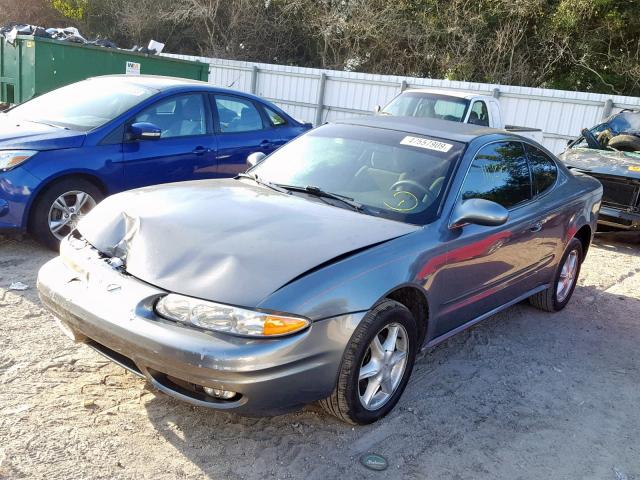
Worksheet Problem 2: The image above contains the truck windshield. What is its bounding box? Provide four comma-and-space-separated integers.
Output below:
5, 78, 157, 131
250, 123, 465, 225
381, 92, 470, 123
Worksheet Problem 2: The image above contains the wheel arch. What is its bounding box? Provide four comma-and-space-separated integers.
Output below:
574, 223, 592, 260
381, 284, 430, 346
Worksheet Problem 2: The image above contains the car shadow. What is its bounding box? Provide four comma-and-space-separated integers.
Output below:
142, 282, 640, 479
593, 230, 640, 252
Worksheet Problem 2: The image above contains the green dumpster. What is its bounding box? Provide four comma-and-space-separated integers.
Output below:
0, 35, 209, 104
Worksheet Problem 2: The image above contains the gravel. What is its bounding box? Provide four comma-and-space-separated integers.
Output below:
1, 232, 639, 480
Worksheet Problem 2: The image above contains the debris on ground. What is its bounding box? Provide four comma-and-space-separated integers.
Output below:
8, 282, 28, 291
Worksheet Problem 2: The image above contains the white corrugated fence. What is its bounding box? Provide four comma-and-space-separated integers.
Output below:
164, 53, 640, 154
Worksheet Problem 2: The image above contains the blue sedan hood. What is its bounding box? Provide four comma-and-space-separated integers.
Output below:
77, 178, 419, 307
0, 114, 86, 150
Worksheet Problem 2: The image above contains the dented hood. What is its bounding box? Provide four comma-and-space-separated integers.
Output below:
560, 148, 640, 180
78, 179, 419, 307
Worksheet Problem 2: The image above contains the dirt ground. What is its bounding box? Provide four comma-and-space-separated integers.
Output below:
1, 232, 639, 480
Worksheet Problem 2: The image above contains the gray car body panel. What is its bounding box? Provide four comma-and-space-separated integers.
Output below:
37, 255, 365, 415
38, 118, 602, 415
77, 178, 419, 308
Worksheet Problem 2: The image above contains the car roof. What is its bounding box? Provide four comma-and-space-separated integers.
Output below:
403, 88, 492, 101
88, 74, 208, 90
335, 116, 502, 143
85, 74, 286, 110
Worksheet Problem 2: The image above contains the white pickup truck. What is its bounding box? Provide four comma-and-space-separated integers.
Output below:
378, 88, 544, 143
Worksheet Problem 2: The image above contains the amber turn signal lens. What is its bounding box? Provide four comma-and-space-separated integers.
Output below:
263, 316, 309, 336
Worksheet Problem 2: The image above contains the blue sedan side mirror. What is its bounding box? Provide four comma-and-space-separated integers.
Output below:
129, 122, 162, 141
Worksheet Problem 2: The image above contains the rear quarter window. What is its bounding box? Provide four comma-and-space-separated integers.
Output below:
525, 144, 558, 195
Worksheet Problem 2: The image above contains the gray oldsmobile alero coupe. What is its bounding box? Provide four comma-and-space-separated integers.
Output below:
38, 117, 602, 424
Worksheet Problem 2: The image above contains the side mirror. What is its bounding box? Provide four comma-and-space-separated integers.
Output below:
129, 122, 161, 141
246, 151, 267, 169
449, 198, 508, 229
374, 105, 382, 113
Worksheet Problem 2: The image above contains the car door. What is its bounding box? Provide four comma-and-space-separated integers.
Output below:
522, 142, 564, 277
466, 100, 490, 126
211, 94, 282, 176
259, 103, 301, 146
433, 141, 546, 337
122, 93, 217, 190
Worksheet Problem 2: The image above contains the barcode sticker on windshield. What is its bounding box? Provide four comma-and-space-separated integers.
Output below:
400, 136, 453, 152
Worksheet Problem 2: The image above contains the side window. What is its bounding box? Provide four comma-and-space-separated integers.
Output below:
215, 95, 264, 133
132, 94, 207, 139
525, 144, 558, 195
461, 142, 531, 208
264, 106, 287, 127
468, 101, 489, 126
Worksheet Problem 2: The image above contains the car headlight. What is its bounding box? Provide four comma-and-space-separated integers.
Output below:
155, 294, 310, 337
0, 150, 37, 171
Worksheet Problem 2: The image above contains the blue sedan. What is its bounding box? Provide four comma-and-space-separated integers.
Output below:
0, 75, 310, 248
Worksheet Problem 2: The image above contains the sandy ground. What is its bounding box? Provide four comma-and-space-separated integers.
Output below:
0, 232, 639, 480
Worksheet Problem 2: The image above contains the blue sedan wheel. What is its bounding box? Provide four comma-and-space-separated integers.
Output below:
30, 178, 103, 250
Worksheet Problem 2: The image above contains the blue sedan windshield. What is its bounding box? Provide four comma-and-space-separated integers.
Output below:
6, 78, 157, 131
252, 124, 465, 224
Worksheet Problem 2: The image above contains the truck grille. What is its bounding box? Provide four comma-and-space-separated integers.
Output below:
590, 174, 640, 212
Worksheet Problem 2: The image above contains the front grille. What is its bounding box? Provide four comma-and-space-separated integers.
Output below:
591, 174, 640, 211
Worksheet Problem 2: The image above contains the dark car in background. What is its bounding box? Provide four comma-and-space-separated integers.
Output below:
0, 75, 310, 248
38, 117, 601, 424
559, 109, 640, 230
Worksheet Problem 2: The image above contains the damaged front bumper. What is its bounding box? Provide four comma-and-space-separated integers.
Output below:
37, 244, 364, 416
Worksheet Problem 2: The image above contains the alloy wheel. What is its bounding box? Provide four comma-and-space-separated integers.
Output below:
358, 322, 409, 411
47, 190, 96, 240
556, 249, 579, 302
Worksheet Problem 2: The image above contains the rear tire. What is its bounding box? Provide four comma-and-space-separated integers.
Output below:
320, 299, 418, 424
30, 178, 103, 251
529, 238, 583, 312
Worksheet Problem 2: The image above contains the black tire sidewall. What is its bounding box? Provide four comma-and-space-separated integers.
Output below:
343, 301, 418, 424
552, 238, 583, 310
30, 178, 103, 250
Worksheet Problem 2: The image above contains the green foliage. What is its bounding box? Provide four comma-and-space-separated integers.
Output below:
51, 0, 87, 20
35, 0, 640, 96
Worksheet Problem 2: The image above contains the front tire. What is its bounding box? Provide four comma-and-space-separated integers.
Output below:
529, 238, 583, 312
30, 178, 103, 250
320, 299, 418, 424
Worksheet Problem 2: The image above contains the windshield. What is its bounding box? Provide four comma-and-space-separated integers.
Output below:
607, 111, 640, 134
381, 92, 470, 122
250, 124, 465, 224
573, 111, 640, 149
6, 78, 157, 131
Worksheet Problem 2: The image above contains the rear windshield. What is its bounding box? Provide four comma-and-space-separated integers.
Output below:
251, 123, 465, 225
381, 92, 470, 123
6, 78, 157, 131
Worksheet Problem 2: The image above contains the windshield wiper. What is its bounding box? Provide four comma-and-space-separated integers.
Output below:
277, 184, 365, 212
236, 172, 289, 194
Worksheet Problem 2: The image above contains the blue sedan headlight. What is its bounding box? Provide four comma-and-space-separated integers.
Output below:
0, 150, 37, 171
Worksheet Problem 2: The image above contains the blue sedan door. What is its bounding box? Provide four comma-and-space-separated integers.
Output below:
211, 94, 282, 176
122, 93, 218, 189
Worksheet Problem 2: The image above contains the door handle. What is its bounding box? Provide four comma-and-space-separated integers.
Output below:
530, 222, 543, 233
192, 146, 209, 155
260, 140, 274, 147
